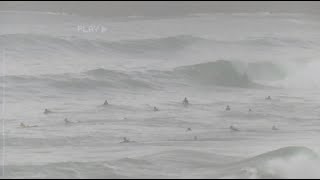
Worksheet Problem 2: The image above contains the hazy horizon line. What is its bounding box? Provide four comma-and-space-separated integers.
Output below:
0, 1, 319, 17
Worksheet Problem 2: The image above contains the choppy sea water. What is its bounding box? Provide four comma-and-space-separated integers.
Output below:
1, 11, 320, 178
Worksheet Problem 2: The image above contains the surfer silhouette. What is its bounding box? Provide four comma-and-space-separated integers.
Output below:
183, 97, 189, 106
230, 125, 239, 131
153, 106, 159, 112
64, 118, 72, 125
103, 100, 109, 105
272, 125, 279, 130
44, 108, 52, 114
266, 96, 272, 100
20, 122, 27, 128
20, 122, 38, 128
226, 105, 231, 111
122, 137, 130, 143
186, 127, 192, 132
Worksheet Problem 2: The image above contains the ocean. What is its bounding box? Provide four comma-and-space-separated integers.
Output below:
0, 11, 320, 178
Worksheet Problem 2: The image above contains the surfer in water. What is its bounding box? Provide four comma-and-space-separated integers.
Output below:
64, 118, 72, 125
230, 125, 239, 131
103, 100, 109, 105
266, 96, 272, 100
153, 106, 159, 112
20, 122, 27, 128
121, 137, 130, 143
186, 127, 192, 132
20, 122, 38, 128
249, 108, 252, 112
183, 97, 189, 106
272, 125, 279, 130
226, 105, 231, 111
44, 108, 52, 114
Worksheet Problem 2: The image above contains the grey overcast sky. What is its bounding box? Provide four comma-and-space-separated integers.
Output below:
0, 1, 320, 17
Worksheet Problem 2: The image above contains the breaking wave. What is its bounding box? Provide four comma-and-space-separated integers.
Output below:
3, 146, 319, 179
174, 60, 258, 88
224, 146, 320, 179
3, 59, 286, 94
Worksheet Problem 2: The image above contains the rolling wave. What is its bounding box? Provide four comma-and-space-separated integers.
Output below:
0, 34, 204, 57
0, 33, 312, 56
2, 59, 290, 94
3, 60, 273, 94
2, 69, 155, 92
3, 146, 318, 179
2, 161, 126, 179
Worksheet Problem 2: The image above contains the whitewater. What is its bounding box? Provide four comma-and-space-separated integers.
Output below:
1, 11, 320, 178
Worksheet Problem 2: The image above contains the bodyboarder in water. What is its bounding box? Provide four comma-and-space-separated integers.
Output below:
183, 97, 189, 106
20, 122, 38, 128
230, 125, 239, 131
64, 118, 72, 125
20, 122, 27, 128
153, 106, 159, 112
44, 108, 52, 114
121, 137, 130, 143
266, 96, 272, 100
272, 125, 279, 130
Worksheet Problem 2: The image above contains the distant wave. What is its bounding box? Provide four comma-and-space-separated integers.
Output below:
0, 33, 312, 58
2, 59, 287, 94
242, 36, 315, 48
0, 34, 205, 56
3, 69, 156, 92
0, 10, 73, 16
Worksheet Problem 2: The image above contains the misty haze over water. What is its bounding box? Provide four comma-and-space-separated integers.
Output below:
1, 1, 320, 17
1, 1, 320, 179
